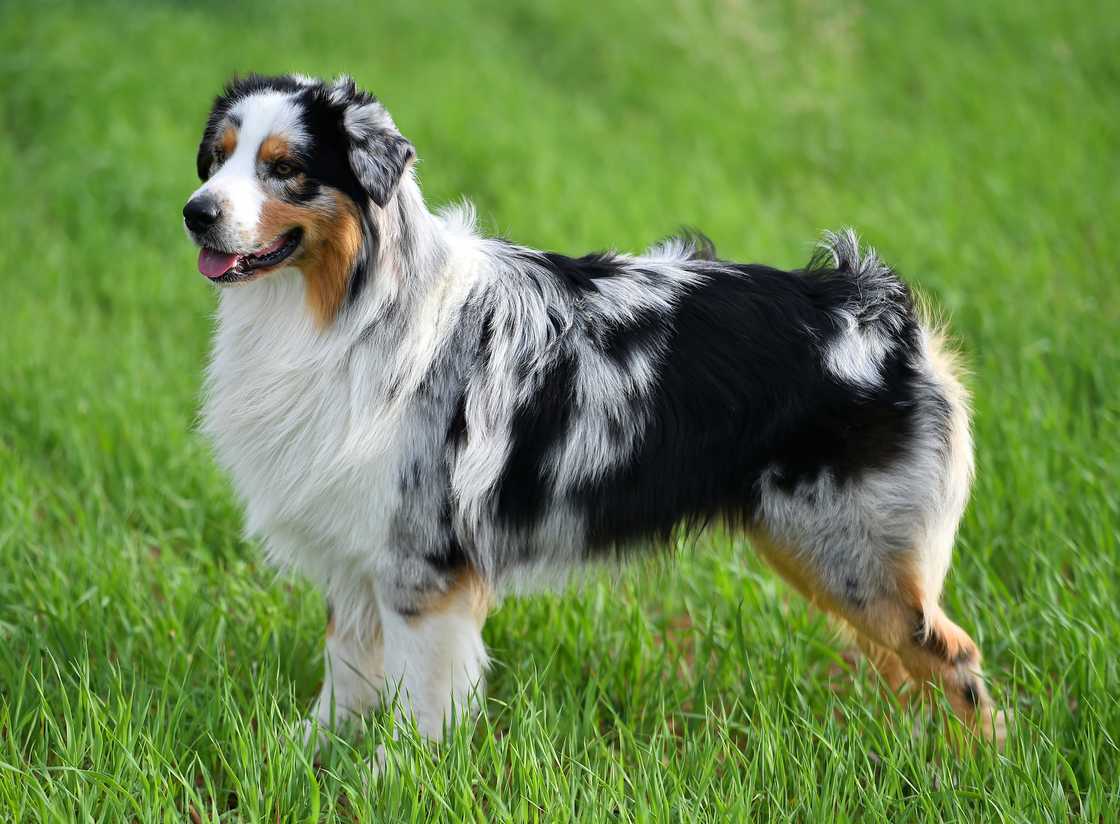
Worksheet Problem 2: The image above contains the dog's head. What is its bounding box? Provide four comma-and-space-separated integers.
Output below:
183, 74, 414, 323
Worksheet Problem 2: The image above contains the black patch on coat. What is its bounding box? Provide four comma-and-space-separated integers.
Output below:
844, 577, 866, 609
495, 346, 579, 529
295, 89, 370, 206
596, 303, 669, 369
423, 534, 469, 575
446, 390, 468, 452
580, 261, 922, 552
538, 251, 628, 294
488, 245, 936, 559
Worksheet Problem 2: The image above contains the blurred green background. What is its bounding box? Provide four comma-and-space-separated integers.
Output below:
1, 0, 1117, 820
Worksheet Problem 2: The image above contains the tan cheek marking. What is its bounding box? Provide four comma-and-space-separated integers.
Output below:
302, 192, 363, 328
219, 126, 238, 157
258, 135, 290, 165
256, 198, 312, 248
256, 191, 363, 328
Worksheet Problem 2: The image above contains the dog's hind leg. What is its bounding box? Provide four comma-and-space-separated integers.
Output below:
873, 563, 1006, 744
850, 631, 912, 694
751, 526, 1004, 744
857, 589, 1006, 745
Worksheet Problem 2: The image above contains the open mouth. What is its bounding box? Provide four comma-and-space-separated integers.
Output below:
198, 228, 303, 282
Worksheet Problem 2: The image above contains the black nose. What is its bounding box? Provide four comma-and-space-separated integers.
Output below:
183, 196, 222, 234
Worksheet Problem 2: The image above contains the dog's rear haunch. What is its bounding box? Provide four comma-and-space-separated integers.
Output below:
184, 73, 1003, 754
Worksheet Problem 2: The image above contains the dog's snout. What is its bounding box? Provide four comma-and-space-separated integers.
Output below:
183, 196, 222, 234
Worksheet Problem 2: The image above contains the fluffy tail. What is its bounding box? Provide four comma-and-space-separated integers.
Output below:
808, 227, 914, 337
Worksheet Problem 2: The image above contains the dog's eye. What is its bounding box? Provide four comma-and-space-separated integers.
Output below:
273, 161, 298, 179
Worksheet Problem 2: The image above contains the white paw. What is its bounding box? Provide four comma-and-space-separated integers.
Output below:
362, 744, 388, 786
295, 718, 330, 755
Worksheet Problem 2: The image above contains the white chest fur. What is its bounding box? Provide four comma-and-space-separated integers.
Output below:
200, 240, 484, 595
201, 270, 408, 586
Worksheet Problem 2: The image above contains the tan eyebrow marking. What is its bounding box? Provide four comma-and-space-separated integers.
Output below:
258, 135, 291, 165
218, 126, 238, 157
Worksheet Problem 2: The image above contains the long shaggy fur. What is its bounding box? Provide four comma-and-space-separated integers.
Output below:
182, 74, 1002, 747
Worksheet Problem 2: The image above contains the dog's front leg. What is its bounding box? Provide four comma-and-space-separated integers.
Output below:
376, 568, 490, 742
303, 595, 385, 748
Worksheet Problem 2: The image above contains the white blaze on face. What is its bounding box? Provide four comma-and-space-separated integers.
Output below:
188, 91, 307, 251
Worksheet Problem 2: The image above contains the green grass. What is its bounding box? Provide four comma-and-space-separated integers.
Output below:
1, 0, 1117, 820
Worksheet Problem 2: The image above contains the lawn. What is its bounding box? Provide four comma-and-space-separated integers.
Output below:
1, 0, 1117, 820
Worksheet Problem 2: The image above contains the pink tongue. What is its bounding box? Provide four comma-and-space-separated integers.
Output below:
199, 248, 240, 279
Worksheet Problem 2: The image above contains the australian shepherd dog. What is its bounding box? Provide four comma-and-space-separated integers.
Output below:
183, 73, 1003, 759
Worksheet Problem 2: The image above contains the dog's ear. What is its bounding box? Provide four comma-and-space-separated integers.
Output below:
331, 77, 416, 209
196, 137, 214, 182
349, 128, 415, 209
196, 107, 228, 181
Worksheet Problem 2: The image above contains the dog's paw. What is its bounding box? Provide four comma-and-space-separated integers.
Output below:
360, 744, 389, 787
294, 718, 330, 756
979, 707, 1011, 749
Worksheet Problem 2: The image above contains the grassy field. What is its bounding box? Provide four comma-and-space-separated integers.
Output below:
1, 0, 1118, 820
